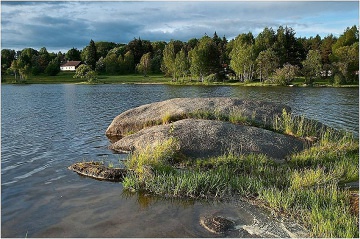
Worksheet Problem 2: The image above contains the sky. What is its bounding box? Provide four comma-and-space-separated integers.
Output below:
1, 1, 359, 53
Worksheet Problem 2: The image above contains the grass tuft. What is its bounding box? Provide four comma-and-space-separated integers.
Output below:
121, 126, 358, 237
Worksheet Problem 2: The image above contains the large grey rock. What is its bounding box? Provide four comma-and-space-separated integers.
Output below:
105, 97, 291, 138
109, 119, 305, 160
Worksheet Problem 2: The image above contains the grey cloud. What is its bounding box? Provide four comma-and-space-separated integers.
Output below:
1, 1, 358, 52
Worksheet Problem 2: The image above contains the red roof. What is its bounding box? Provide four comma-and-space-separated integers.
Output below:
61, 61, 82, 67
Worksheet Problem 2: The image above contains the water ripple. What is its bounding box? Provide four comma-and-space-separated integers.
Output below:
1, 84, 358, 237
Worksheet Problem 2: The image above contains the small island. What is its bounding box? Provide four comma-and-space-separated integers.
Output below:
69, 97, 359, 238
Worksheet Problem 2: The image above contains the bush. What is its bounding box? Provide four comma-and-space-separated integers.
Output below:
333, 73, 345, 85
203, 73, 220, 83
270, 63, 299, 86
73, 64, 98, 82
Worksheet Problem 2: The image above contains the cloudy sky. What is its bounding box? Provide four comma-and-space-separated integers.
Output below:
1, 1, 359, 53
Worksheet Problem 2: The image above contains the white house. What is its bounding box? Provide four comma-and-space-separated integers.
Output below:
60, 61, 82, 71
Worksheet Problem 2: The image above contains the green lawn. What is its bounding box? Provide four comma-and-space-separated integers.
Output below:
2, 72, 172, 84
2, 72, 358, 87
97, 74, 172, 84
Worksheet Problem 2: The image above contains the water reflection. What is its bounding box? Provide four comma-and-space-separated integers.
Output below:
122, 190, 197, 209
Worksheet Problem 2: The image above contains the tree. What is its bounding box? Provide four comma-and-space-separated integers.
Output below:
127, 38, 153, 66
332, 43, 359, 83
10, 59, 30, 82
95, 41, 117, 59
302, 50, 322, 84
174, 48, 189, 81
66, 48, 81, 61
151, 41, 166, 73
212, 31, 222, 46
136, 52, 152, 76
332, 25, 359, 51
184, 38, 199, 53
189, 35, 220, 81
273, 26, 304, 66
107, 45, 127, 57
256, 49, 279, 82
73, 64, 97, 82
95, 56, 106, 73
45, 58, 60, 76
32, 47, 50, 75
104, 53, 120, 74
10, 60, 20, 81
331, 26, 359, 83
162, 40, 182, 79
1, 49, 16, 75
320, 34, 337, 78
123, 51, 135, 74
82, 40, 97, 70
254, 27, 276, 55
229, 34, 256, 82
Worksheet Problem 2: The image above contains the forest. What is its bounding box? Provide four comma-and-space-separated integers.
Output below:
1, 25, 359, 85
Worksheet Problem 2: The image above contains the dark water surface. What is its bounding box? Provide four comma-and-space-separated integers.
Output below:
1, 84, 358, 237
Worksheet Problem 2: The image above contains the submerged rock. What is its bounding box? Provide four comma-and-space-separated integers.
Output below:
105, 97, 291, 138
200, 215, 235, 234
68, 162, 127, 182
109, 119, 305, 160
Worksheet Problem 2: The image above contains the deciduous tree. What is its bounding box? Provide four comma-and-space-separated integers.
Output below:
136, 52, 152, 76
256, 49, 279, 82
162, 40, 183, 79
189, 36, 220, 81
229, 34, 256, 82
302, 50, 322, 84
174, 48, 189, 81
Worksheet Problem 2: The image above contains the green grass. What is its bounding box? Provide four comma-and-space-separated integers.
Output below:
2, 73, 172, 84
97, 74, 171, 84
2, 72, 79, 84
3, 73, 358, 87
122, 127, 359, 238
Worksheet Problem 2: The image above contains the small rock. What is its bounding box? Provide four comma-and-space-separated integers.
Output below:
68, 162, 127, 182
200, 215, 235, 234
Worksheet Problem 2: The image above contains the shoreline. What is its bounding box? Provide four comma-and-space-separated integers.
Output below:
2, 73, 358, 88
2, 80, 359, 88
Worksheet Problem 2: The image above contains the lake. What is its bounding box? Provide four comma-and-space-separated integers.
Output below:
1, 84, 358, 237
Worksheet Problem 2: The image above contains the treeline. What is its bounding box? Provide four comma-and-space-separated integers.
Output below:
1, 25, 358, 85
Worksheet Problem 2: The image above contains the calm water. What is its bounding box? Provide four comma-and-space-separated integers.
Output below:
1, 84, 358, 237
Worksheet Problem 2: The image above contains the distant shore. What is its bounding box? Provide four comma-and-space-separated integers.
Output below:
2, 72, 358, 88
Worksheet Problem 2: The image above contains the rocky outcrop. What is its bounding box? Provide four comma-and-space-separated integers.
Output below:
105, 97, 291, 138
109, 119, 305, 160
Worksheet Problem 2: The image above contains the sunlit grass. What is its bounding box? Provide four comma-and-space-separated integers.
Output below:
122, 128, 359, 238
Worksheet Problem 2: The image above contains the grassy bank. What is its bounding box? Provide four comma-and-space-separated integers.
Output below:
1, 72, 172, 84
121, 125, 359, 237
2, 73, 358, 87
